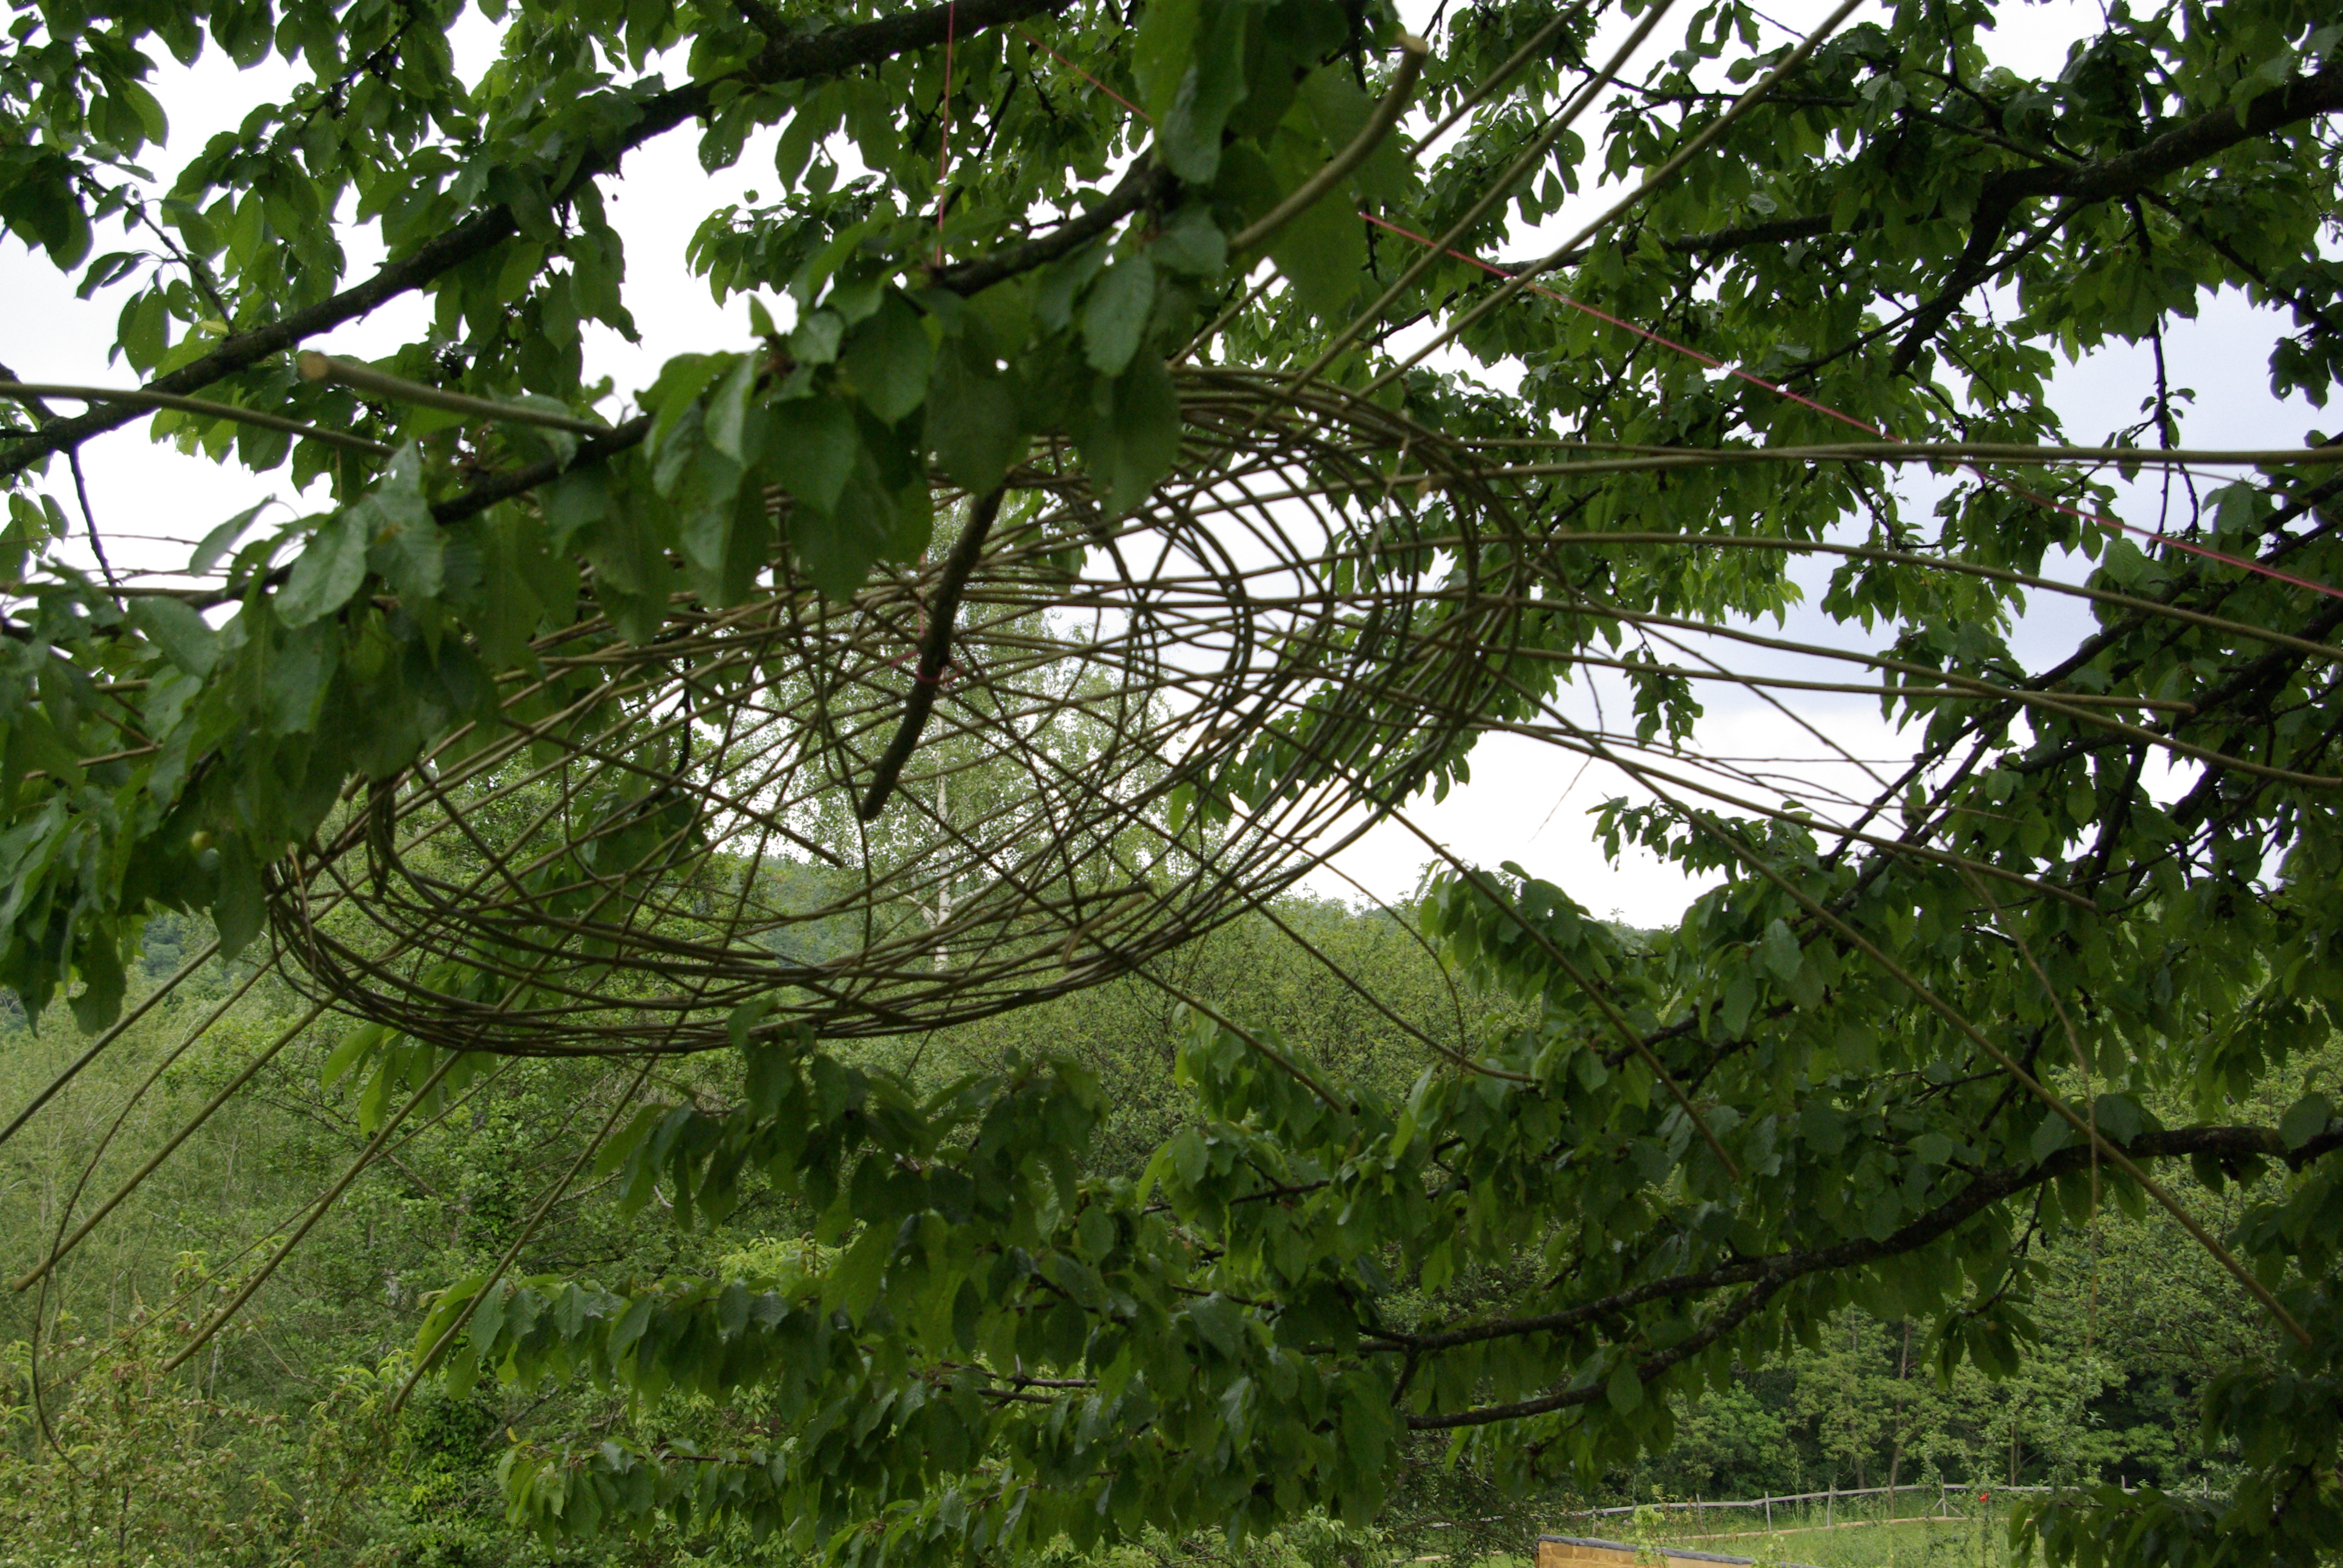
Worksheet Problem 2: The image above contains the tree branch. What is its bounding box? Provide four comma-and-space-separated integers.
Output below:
931, 157, 1173, 296
0, 0, 1075, 480
1890, 54, 2343, 373
1386, 1122, 2335, 1396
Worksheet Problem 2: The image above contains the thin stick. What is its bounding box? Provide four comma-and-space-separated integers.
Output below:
392, 1057, 657, 1413
0, 938, 221, 1151
1362, 0, 1873, 397
0, 383, 393, 456
162, 1048, 466, 1371
295, 352, 613, 435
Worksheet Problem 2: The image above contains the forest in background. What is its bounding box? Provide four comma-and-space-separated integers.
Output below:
0, 898, 2293, 1568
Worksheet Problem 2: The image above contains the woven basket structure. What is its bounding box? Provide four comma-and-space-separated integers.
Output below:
263, 368, 1539, 1054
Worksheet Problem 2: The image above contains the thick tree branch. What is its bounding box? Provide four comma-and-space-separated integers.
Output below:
430, 416, 654, 525
1387, 1121, 2336, 1411
1514, 212, 1839, 275
0, 0, 1073, 480
1890, 54, 2343, 373
857, 485, 1008, 819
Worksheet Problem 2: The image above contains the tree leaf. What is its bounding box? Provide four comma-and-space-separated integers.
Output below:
1150, 204, 1227, 276
1067, 353, 1181, 517
1265, 160, 1364, 319
67, 930, 125, 1032
1606, 1359, 1642, 1413
276, 510, 370, 627
822, 1223, 893, 1327
1760, 918, 1802, 984
767, 393, 859, 514
213, 837, 264, 957
793, 449, 899, 597
2279, 1093, 2334, 1151
842, 292, 934, 423
926, 336, 1024, 492
1081, 256, 1157, 376
129, 597, 220, 676
358, 447, 445, 606
1132, 0, 1200, 123
1156, 0, 1250, 183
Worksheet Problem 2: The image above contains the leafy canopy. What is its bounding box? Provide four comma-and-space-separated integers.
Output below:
4, 0, 2343, 1563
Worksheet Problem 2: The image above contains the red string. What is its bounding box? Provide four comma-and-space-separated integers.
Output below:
888, 653, 957, 687
1015, 24, 1152, 123
934, 0, 958, 266
1358, 211, 2341, 604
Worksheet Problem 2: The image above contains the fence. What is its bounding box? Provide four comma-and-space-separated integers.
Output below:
1549, 1481, 2227, 1564
1571, 1483, 1995, 1531
1566, 1479, 2218, 1529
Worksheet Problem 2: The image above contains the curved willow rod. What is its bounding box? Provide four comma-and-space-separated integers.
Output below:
255, 373, 1532, 1056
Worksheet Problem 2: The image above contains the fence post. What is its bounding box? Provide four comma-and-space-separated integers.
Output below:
1765, 1495, 1772, 1532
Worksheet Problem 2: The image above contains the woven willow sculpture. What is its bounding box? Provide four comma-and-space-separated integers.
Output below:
262, 368, 1533, 1054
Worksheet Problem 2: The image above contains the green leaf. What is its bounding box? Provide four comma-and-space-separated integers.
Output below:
129, 598, 220, 676
67, 932, 125, 1032
1760, 918, 1802, 984
793, 449, 899, 597
1606, 1359, 1643, 1413
644, 353, 728, 457
727, 995, 776, 1053
1265, 166, 1363, 319
2278, 1093, 2331, 1151
841, 292, 934, 423
1067, 353, 1181, 517
925, 336, 1024, 493
2030, 1109, 2071, 1165
1155, 0, 1250, 183
357, 448, 444, 605
1076, 1204, 1115, 1262
541, 466, 612, 552
263, 619, 340, 734
1132, 0, 1200, 124
1081, 256, 1157, 376
1296, 64, 1411, 206
886, 472, 934, 561
322, 1023, 390, 1088
767, 394, 859, 514
190, 502, 270, 575
822, 1223, 893, 1326
276, 511, 370, 627
213, 838, 264, 958
791, 309, 844, 365
703, 353, 758, 462
1150, 205, 1227, 276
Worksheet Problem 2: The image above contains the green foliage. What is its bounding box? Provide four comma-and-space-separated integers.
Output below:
7, 0, 2343, 1566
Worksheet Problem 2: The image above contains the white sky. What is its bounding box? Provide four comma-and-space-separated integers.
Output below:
1, 0, 2325, 928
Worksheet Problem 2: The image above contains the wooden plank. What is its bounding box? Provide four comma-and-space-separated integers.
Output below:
1538, 1541, 1645, 1568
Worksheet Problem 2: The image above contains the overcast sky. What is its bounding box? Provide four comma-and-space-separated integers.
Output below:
2, 0, 2322, 926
